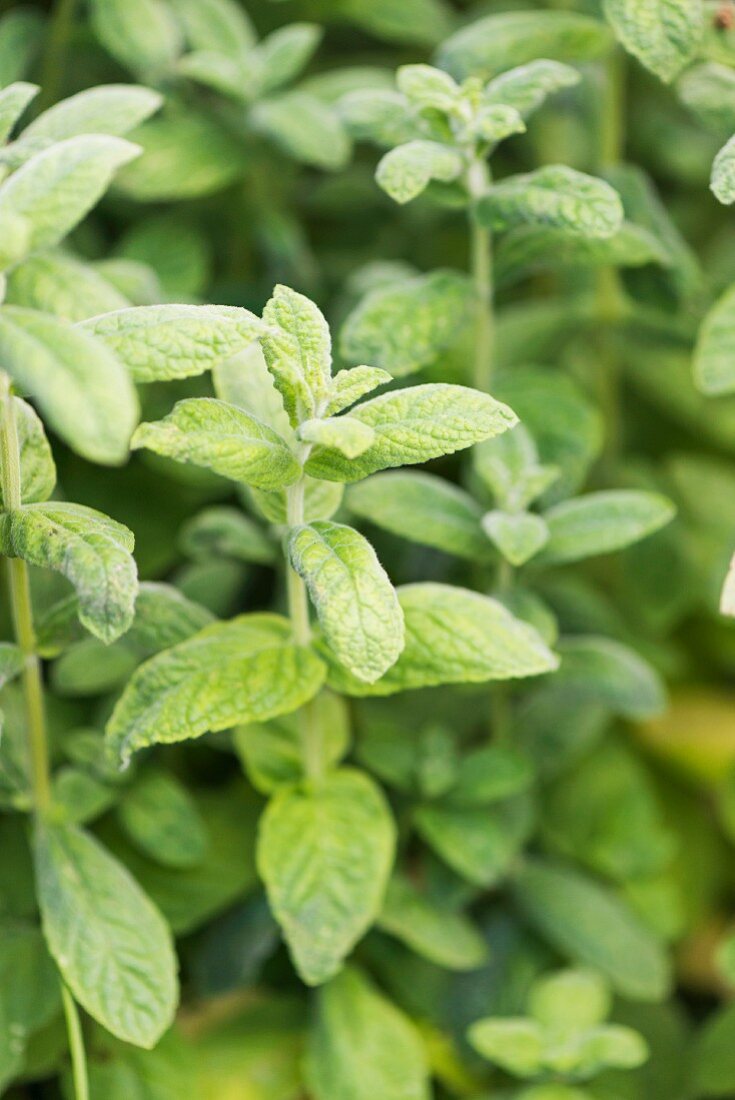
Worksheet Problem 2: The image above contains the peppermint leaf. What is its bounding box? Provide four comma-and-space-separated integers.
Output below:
0, 81, 38, 143
288, 520, 404, 682
375, 140, 463, 204
603, 0, 703, 83
478, 165, 624, 239
0, 397, 55, 507
106, 614, 325, 764
35, 821, 178, 1046
169, 0, 256, 58
261, 283, 332, 426
298, 416, 375, 458
0, 502, 137, 644
132, 398, 301, 490
89, 0, 182, 77
678, 62, 735, 135
306, 383, 517, 483
484, 59, 581, 119
481, 510, 549, 566
712, 134, 735, 205
378, 874, 488, 970
694, 283, 735, 394
252, 92, 351, 171
22, 84, 162, 143
258, 769, 395, 984
541, 490, 675, 563
325, 365, 391, 415
6, 250, 129, 322
180, 507, 275, 565
395, 64, 459, 112
254, 23, 322, 94
118, 770, 208, 869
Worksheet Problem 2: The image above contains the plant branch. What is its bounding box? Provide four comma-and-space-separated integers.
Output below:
61, 983, 89, 1100
0, 374, 52, 817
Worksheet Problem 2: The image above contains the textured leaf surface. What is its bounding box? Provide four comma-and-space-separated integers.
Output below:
35, 822, 178, 1046
106, 614, 325, 764
326, 583, 558, 695
0, 306, 138, 464
132, 398, 300, 490
694, 283, 735, 394
340, 270, 472, 377
298, 415, 375, 458
603, 0, 702, 82
484, 59, 580, 119
478, 166, 623, 239
23, 84, 162, 143
375, 140, 463, 204
0, 503, 137, 644
81, 304, 261, 383
306, 383, 517, 483
7, 250, 129, 322
258, 769, 395, 984
306, 966, 430, 1099
261, 283, 332, 425
378, 875, 487, 969
348, 471, 489, 561
712, 135, 735, 206
0, 134, 139, 253
0, 397, 55, 507
396, 63, 459, 111
289, 520, 404, 682
541, 490, 675, 563
326, 365, 391, 415
514, 859, 671, 1001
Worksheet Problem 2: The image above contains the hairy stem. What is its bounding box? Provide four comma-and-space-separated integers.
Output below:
0, 374, 52, 816
61, 983, 89, 1100
466, 157, 494, 392
37, 0, 78, 112
285, 476, 324, 784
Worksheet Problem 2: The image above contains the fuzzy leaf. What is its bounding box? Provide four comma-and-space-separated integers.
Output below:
378, 874, 488, 969
0, 397, 55, 507
541, 490, 675, 563
326, 583, 558, 695
474, 424, 559, 512
339, 88, 417, 148
22, 84, 162, 143
258, 769, 395, 985
0, 306, 139, 464
0, 502, 137, 644
478, 165, 623, 239
484, 59, 581, 119
261, 284, 332, 426
254, 23, 322, 94
306, 383, 517, 483
348, 470, 489, 561
298, 415, 375, 458
289, 520, 404, 683
89, 0, 182, 77
306, 966, 430, 1099
376, 140, 463, 204
7, 251, 129, 322
340, 270, 473, 377
118, 770, 208, 869
81, 304, 262, 383
603, 0, 703, 82
35, 821, 178, 1047
712, 134, 735, 206
482, 510, 549, 566
326, 365, 391, 415
0, 134, 139, 254
0, 81, 38, 143
396, 63, 459, 111
132, 398, 300, 490
694, 282, 735, 394
106, 613, 325, 764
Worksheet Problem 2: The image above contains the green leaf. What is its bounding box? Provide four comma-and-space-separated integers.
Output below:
678, 62, 735, 135
484, 59, 581, 119
169, 0, 256, 58
340, 270, 473, 377
693, 1001, 735, 1096
721, 552, 735, 617
114, 112, 248, 201
0, 503, 137, 644
306, 383, 517, 483
326, 583, 558, 696
0, 397, 55, 507
603, 0, 703, 82
252, 92, 351, 171
22, 84, 162, 144
378, 874, 488, 970
306, 966, 430, 1099
514, 858, 671, 1001
375, 140, 463, 204
552, 636, 667, 719
0, 11, 44, 87
339, 88, 417, 148
118, 770, 208, 869
261, 283, 332, 427
0, 81, 38, 143
0, 921, 60, 1043
35, 821, 178, 1047
446, 745, 533, 807
482, 510, 549, 566
529, 969, 610, 1029
298, 415, 375, 458
477, 166, 624, 239
106, 613, 325, 765
469, 1017, 546, 1077
396, 63, 459, 111
474, 423, 559, 512
7, 251, 130, 322
132, 398, 300, 490
288, 520, 404, 683
348, 470, 490, 562
712, 135, 735, 205
180, 506, 275, 565
254, 24, 322, 94
81, 303, 262, 383
117, 212, 211, 299
257, 768, 395, 985
326, 365, 391, 415
0, 306, 139, 464
0, 135, 139, 254
89, 0, 182, 77
437, 11, 613, 82
250, 475, 343, 526
0, 642, 23, 690
540, 490, 675, 563
415, 796, 533, 886
340, 0, 451, 46
694, 283, 735, 395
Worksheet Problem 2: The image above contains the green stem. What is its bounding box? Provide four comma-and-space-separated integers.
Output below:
36, 0, 78, 113
285, 476, 324, 785
61, 983, 89, 1100
466, 157, 494, 392
0, 375, 52, 817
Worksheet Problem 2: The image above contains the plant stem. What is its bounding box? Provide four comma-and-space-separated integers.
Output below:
61, 983, 89, 1100
285, 475, 324, 785
36, 0, 78, 113
0, 375, 52, 816
466, 157, 494, 392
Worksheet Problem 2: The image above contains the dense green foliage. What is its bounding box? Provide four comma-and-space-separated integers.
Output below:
1, 0, 735, 1097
